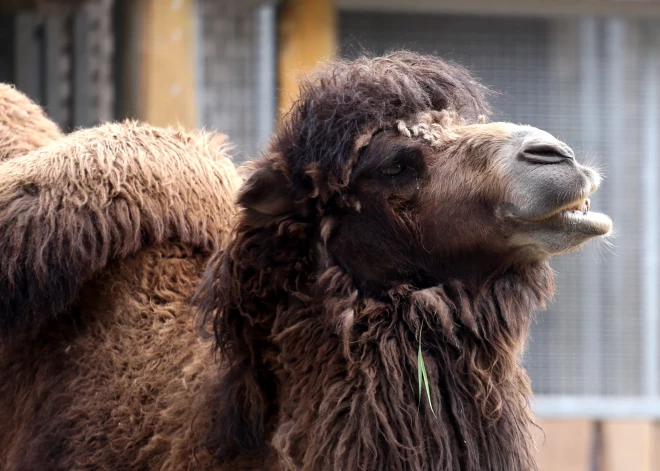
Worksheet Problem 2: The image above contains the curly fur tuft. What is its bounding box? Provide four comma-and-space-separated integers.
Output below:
273, 51, 489, 200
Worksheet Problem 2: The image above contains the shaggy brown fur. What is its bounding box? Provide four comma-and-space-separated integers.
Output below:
0, 118, 241, 469
0, 121, 239, 333
1, 52, 609, 471
0, 84, 63, 161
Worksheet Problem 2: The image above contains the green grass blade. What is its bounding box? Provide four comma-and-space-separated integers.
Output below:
417, 325, 437, 417
418, 327, 423, 407
420, 353, 436, 417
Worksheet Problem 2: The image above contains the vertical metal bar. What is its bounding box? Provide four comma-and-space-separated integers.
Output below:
604, 18, 628, 394
642, 26, 659, 398
72, 9, 91, 128
194, 0, 205, 129
14, 13, 39, 101
121, 0, 144, 120
44, 14, 64, 127
255, 1, 277, 150
579, 17, 603, 395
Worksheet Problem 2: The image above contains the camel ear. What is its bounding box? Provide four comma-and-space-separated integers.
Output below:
238, 166, 294, 216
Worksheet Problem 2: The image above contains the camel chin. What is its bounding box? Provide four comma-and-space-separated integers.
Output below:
506, 179, 613, 256
509, 206, 612, 256
505, 175, 613, 256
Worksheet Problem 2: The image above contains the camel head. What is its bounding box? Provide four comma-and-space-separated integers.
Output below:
199, 52, 613, 467
238, 52, 612, 293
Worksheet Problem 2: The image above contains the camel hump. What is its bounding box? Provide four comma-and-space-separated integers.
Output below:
0, 120, 240, 335
0, 83, 63, 162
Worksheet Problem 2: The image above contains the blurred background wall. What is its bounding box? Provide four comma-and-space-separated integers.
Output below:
2, 0, 660, 469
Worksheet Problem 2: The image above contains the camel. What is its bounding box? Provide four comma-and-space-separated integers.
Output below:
0, 52, 611, 470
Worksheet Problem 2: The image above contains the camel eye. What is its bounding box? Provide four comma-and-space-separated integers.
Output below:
381, 164, 404, 176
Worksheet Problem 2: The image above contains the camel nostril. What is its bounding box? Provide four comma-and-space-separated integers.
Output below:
520, 143, 575, 164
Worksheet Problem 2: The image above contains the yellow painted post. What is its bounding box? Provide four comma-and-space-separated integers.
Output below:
602, 420, 654, 471
533, 419, 595, 471
652, 422, 660, 469
278, 0, 337, 116
139, 0, 196, 129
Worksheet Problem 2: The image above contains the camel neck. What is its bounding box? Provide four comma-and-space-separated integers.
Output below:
265, 263, 553, 470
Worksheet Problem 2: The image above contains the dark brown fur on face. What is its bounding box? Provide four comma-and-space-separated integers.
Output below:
196, 52, 607, 471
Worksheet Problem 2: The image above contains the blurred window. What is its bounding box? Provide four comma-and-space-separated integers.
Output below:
4, 2, 114, 131
197, 0, 276, 160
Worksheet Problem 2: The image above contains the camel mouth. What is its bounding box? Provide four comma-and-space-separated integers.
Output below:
528, 197, 612, 235
536, 197, 591, 221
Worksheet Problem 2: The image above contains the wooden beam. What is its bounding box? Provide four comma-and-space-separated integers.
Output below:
138, 0, 196, 129
533, 419, 594, 471
602, 420, 654, 471
1, 0, 84, 13
337, 0, 660, 19
278, 0, 337, 116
